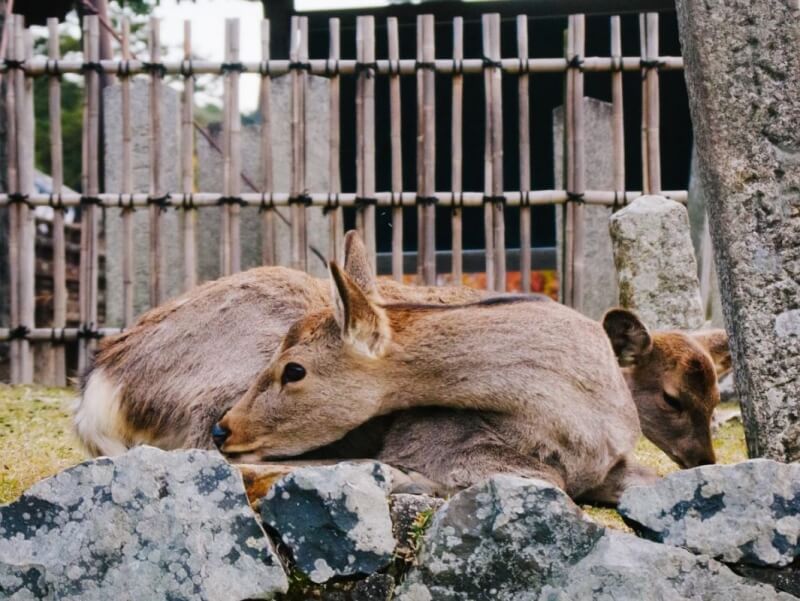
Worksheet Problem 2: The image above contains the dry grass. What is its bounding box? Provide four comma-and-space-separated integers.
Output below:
0, 384, 87, 504
0, 387, 747, 529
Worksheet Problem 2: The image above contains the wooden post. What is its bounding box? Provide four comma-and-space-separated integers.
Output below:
224, 18, 242, 274
388, 17, 403, 281
571, 14, 586, 311
181, 20, 197, 290
327, 18, 343, 265
611, 15, 625, 206
420, 14, 436, 285
79, 15, 101, 373
148, 17, 164, 305
121, 18, 134, 325
356, 16, 377, 273
48, 17, 66, 385
289, 16, 308, 271
451, 17, 464, 285
260, 19, 276, 265
518, 16, 531, 293
639, 14, 650, 194
14, 18, 34, 383
6, 16, 19, 382
644, 12, 661, 194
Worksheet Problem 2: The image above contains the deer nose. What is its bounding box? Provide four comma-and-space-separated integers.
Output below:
211, 423, 230, 448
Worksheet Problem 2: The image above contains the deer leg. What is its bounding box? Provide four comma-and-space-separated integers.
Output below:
577, 456, 659, 506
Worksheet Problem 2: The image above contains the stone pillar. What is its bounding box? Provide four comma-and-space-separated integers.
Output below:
609, 195, 705, 331
103, 80, 182, 326
676, 0, 800, 461
553, 98, 618, 320
196, 74, 331, 281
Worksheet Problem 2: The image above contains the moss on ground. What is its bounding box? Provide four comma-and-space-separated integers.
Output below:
0, 385, 87, 504
0, 387, 747, 534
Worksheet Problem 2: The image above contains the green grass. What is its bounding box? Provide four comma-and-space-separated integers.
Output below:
0, 384, 87, 504
0, 387, 747, 531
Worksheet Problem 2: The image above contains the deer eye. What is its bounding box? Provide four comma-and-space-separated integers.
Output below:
662, 392, 683, 411
281, 362, 306, 385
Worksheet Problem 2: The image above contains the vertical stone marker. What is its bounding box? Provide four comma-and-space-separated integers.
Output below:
554, 98, 618, 320
609, 195, 705, 331
676, 0, 800, 461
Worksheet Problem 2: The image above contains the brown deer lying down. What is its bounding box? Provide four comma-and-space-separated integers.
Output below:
76, 233, 729, 496
216, 260, 709, 503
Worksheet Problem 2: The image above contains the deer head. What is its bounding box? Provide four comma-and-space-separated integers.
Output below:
602, 308, 730, 468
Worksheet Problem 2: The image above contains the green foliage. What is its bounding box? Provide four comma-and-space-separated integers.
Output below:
34, 77, 84, 192
407, 508, 435, 555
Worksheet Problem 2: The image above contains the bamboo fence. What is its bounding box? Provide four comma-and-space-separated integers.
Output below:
1, 12, 686, 383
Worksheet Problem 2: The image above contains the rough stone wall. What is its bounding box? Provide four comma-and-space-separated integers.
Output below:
676, 0, 800, 460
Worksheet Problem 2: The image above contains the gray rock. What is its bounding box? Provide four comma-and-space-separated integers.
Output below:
351, 573, 395, 601
619, 459, 800, 567
389, 493, 445, 559
733, 563, 800, 598
260, 461, 396, 584
675, 0, 800, 462
0, 563, 54, 601
0, 446, 288, 601
396, 475, 792, 601
553, 98, 619, 319
609, 195, 705, 330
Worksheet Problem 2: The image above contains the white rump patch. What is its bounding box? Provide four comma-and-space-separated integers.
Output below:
73, 369, 130, 457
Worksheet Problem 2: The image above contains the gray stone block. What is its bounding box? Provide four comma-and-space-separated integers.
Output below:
609, 195, 705, 330
677, 0, 800, 461
553, 98, 618, 320
103, 80, 182, 325
196, 74, 332, 282
0, 446, 288, 600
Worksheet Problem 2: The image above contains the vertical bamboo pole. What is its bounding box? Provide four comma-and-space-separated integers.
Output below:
610, 15, 625, 205
48, 18, 66, 385
645, 12, 661, 194
6, 16, 18, 382
481, 15, 505, 290
388, 17, 403, 281
224, 18, 242, 273
451, 17, 464, 285
219, 20, 232, 275
563, 17, 575, 306
260, 19, 276, 265
518, 16, 531, 293
488, 14, 505, 292
421, 14, 436, 285
571, 14, 586, 311
355, 17, 364, 240
289, 16, 308, 271
363, 17, 377, 272
639, 13, 650, 195
148, 17, 163, 305
415, 16, 424, 280
15, 19, 34, 382
327, 18, 343, 265
121, 18, 134, 325
79, 15, 101, 373
181, 20, 196, 289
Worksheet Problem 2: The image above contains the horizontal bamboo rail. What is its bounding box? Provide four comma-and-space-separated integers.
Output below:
0, 190, 688, 208
8, 56, 683, 76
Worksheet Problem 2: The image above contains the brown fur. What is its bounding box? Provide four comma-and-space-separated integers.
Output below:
219, 262, 653, 502
77, 231, 729, 502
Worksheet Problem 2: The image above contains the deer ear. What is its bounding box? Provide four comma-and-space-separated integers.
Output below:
602, 308, 653, 367
330, 261, 391, 358
691, 329, 731, 378
343, 230, 380, 299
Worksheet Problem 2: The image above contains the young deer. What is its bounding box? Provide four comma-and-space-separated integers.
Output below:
215, 261, 657, 502
76, 232, 728, 486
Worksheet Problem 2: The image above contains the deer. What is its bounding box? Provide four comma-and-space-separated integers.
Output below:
76, 232, 729, 495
